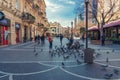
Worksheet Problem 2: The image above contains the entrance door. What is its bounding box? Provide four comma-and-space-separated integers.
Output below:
16, 29, 19, 43
2, 26, 8, 45
24, 26, 27, 42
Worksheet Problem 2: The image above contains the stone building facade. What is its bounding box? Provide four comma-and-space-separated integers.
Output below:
49, 22, 63, 36
0, 0, 48, 45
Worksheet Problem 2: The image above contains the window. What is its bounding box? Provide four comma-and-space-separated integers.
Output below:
16, 0, 19, 10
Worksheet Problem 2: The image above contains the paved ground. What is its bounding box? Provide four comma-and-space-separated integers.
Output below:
0, 38, 120, 80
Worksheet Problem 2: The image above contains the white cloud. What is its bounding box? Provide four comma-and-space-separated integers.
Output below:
67, 1, 75, 5
48, 16, 74, 27
45, 0, 64, 12
58, 0, 75, 5
45, 0, 76, 27
80, 3, 84, 7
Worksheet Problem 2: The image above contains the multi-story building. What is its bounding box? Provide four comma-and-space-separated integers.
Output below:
49, 22, 63, 36
88, 0, 120, 40
0, 0, 48, 45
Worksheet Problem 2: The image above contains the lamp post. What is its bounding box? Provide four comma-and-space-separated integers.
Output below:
85, 0, 89, 49
71, 21, 73, 38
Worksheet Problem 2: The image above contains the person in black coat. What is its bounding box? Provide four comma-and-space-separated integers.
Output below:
60, 34, 63, 46
101, 34, 105, 46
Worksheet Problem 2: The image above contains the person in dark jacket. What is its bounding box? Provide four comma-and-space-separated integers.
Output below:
101, 34, 105, 46
41, 34, 45, 46
60, 34, 63, 46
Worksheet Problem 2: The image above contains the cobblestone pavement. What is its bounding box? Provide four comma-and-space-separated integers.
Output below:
0, 38, 120, 80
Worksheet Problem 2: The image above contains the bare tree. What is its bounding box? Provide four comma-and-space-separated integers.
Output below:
89, 0, 120, 38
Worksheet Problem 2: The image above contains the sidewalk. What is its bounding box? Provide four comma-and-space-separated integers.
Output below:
0, 41, 33, 49
1, 38, 120, 51
79, 39, 120, 50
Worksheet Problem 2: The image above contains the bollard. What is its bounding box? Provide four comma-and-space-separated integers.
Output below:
84, 48, 94, 64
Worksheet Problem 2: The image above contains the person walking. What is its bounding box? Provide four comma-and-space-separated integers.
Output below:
48, 34, 53, 52
37, 35, 41, 45
41, 34, 45, 46
101, 34, 105, 46
82, 34, 85, 42
68, 36, 74, 49
60, 34, 63, 46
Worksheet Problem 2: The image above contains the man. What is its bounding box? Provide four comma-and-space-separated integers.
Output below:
60, 34, 63, 46
101, 34, 105, 46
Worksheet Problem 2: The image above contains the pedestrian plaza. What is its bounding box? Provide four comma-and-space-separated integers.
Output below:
0, 38, 120, 80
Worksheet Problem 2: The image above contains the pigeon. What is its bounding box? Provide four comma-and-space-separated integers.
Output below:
77, 59, 81, 64
112, 49, 114, 53
41, 49, 43, 52
114, 69, 119, 75
35, 53, 38, 56
62, 62, 65, 68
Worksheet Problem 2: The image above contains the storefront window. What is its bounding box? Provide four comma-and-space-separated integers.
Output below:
0, 27, 2, 45
118, 26, 120, 38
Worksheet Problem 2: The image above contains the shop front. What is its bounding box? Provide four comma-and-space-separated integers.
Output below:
0, 18, 11, 45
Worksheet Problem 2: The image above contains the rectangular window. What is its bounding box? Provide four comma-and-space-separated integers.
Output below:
16, 0, 19, 10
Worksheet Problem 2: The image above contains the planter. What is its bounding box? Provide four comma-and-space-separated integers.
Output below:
113, 41, 120, 44
91, 40, 113, 45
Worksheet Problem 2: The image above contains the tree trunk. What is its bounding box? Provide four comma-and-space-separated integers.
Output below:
99, 22, 105, 40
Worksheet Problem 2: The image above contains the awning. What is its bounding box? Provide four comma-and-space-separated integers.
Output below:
103, 20, 120, 28
88, 26, 98, 31
0, 18, 10, 26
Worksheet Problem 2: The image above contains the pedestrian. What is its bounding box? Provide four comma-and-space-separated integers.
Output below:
82, 34, 85, 42
37, 35, 41, 45
101, 34, 105, 46
68, 36, 74, 49
34, 36, 37, 43
48, 34, 53, 52
41, 33, 45, 46
60, 34, 63, 46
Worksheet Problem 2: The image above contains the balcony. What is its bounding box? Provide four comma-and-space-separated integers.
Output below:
38, 23, 44, 27
22, 12, 35, 23
0, 0, 8, 9
32, 4, 39, 10
38, 11, 43, 16
26, 0, 34, 4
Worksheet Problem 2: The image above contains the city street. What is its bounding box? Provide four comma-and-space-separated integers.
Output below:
1, 0, 120, 80
0, 38, 120, 80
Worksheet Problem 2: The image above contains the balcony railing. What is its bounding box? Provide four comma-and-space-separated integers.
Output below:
26, 0, 34, 4
0, 0, 8, 9
32, 4, 39, 10
38, 11, 43, 16
38, 23, 44, 27
22, 12, 35, 23
0, 1, 19, 16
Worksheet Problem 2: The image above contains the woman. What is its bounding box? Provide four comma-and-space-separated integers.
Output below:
48, 34, 53, 52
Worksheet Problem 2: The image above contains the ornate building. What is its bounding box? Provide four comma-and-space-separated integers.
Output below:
49, 22, 63, 36
0, 0, 48, 45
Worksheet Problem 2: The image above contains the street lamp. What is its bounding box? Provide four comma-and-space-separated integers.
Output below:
71, 21, 73, 38
85, 0, 89, 49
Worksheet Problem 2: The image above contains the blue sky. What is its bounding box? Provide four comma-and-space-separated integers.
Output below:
45, 0, 84, 27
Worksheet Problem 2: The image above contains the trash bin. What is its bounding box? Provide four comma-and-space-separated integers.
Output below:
84, 48, 94, 64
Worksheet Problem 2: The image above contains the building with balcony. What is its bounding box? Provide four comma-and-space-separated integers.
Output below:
0, 0, 48, 45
